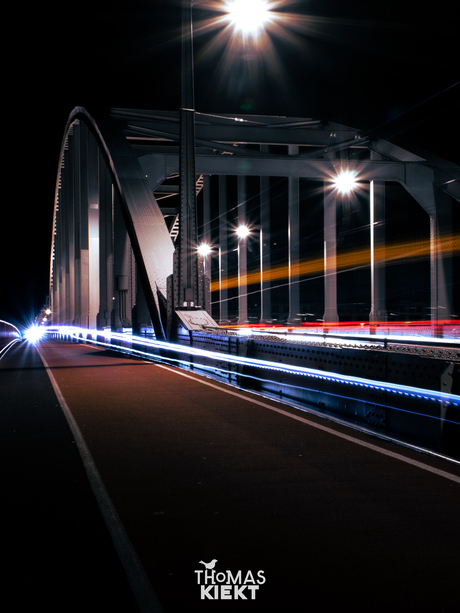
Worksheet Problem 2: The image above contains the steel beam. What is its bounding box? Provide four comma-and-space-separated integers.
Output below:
237, 176, 249, 324
142, 153, 407, 182
287, 145, 300, 325
260, 146, 271, 323
323, 185, 338, 323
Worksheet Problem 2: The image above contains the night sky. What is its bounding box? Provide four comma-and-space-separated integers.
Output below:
3, 0, 458, 328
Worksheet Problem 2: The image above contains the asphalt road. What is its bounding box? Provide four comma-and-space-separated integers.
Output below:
3, 338, 460, 612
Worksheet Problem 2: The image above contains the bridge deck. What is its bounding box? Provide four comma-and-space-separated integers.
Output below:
4, 339, 460, 612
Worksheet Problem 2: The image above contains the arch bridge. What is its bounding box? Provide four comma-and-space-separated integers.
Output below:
51, 106, 459, 340
49, 106, 460, 456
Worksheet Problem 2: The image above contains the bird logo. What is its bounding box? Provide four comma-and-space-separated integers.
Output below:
199, 559, 218, 570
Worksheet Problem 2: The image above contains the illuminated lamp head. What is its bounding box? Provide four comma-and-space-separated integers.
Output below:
236, 224, 250, 239
225, 0, 273, 38
333, 170, 358, 194
197, 243, 212, 257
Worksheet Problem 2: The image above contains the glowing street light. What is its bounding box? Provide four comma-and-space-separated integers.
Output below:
25, 325, 46, 344
224, 0, 274, 38
179, 0, 274, 313
197, 242, 212, 257
235, 224, 250, 323
180, 0, 279, 321
235, 224, 251, 240
333, 170, 358, 194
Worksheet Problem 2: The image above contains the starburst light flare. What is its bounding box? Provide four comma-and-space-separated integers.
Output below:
224, 0, 274, 38
333, 170, 358, 194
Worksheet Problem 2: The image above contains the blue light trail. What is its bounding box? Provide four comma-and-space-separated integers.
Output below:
45, 326, 460, 409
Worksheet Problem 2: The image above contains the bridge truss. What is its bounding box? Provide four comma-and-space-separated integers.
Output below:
49, 106, 460, 457
51, 106, 459, 339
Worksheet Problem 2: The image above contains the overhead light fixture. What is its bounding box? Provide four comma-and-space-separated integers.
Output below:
333, 170, 358, 194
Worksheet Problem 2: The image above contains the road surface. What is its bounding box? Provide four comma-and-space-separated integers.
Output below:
3, 338, 460, 612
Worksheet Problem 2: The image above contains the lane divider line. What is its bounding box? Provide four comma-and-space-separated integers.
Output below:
156, 364, 460, 485
37, 347, 165, 613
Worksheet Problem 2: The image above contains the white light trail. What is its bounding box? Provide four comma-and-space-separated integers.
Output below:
46, 326, 460, 409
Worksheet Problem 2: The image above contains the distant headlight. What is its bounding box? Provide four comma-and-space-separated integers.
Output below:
25, 325, 46, 344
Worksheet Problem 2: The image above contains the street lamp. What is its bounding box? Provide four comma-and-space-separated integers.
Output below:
197, 242, 227, 323
332, 170, 358, 194
224, 0, 274, 38
179, 0, 275, 315
324, 170, 359, 325
235, 225, 250, 324
197, 242, 212, 257
328, 170, 384, 328
197, 241, 212, 278
236, 224, 251, 239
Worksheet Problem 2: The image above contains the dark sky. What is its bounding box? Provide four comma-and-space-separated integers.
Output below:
3, 0, 458, 327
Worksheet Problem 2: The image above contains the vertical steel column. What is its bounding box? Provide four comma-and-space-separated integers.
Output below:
59, 129, 73, 325
237, 176, 249, 324
178, 0, 198, 308
430, 188, 453, 333
68, 121, 85, 326
66, 129, 76, 326
260, 146, 271, 323
134, 263, 152, 333
287, 145, 300, 324
97, 151, 113, 329
202, 175, 211, 245
323, 185, 338, 323
112, 190, 132, 330
77, 121, 90, 329
53, 151, 65, 324
87, 130, 100, 329
369, 178, 387, 323
198, 175, 211, 314
218, 176, 229, 323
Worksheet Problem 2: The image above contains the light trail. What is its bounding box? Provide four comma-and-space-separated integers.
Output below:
224, 319, 460, 340
45, 326, 460, 410
0, 320, 23, 359
210, 233, 460, 292
0, 338, 22, 359
39, 326, 460, 466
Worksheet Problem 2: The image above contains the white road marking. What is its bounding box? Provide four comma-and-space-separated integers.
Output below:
156, 364, 460, 485
38, 347, 164, 613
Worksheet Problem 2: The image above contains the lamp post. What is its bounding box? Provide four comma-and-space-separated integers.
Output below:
369, 152, 387, 325
324, 170, 358, 325
236, 224, 250, 324
178, 0, 237, 308
287, 144, 300, 325
178, 0, 276, 315
197, 242, 226, 323
196, 241, 212, 313
327, 171, 385, 330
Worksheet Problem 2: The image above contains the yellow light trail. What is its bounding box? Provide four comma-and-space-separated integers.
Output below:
210, 234, 460, 293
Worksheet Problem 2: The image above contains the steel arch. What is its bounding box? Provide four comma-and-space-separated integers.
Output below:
51, 107, 174, 339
